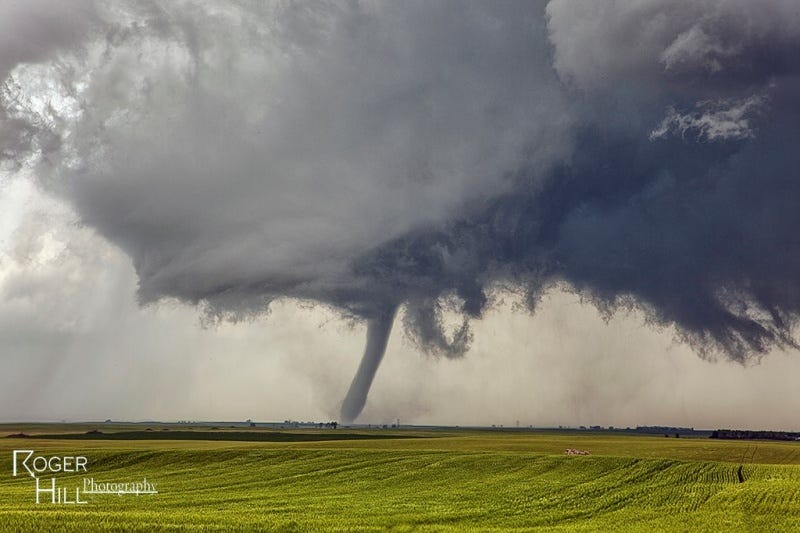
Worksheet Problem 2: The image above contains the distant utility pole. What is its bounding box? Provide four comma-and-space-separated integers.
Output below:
397, 418, 400, 428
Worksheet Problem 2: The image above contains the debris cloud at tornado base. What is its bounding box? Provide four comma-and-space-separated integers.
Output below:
2, 1, 800, 421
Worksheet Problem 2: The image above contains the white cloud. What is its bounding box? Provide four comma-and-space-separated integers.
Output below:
650, 96, 765, 142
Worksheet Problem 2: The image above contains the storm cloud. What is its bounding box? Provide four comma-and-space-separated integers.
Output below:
2, 1, 800, 420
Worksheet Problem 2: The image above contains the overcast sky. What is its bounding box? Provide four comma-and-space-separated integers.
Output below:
2, 1, 800, 429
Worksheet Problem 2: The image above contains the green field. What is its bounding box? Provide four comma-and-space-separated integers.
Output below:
2, 426, 799, 531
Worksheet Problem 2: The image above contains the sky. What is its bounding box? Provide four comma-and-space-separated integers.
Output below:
1, 1, 800, 429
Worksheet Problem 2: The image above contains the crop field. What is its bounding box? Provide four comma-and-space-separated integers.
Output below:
1, 426, 799, 531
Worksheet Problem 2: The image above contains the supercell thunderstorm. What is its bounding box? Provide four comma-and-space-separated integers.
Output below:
2, 1, 800, 421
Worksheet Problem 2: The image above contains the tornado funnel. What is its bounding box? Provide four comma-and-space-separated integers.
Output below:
340, 306, 398, 423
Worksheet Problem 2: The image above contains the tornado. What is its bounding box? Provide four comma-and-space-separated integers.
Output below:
340, 306, 398, 424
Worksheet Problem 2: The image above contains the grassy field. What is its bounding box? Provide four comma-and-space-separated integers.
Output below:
1, 426, 799, 531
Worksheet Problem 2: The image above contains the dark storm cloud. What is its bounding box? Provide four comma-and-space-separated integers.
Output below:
0, 0, 98, 79
546, 0, 800, 89
1, 1, 571, 319
2, 1, 800, 419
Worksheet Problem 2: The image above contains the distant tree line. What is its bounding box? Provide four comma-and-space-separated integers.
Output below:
711, 429, 800, 441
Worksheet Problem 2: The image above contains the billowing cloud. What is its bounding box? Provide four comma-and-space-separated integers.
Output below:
0, 0, 98, 79
2, 1, 800, 421
2, 1, 571, 321
546, 0, 800, 88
